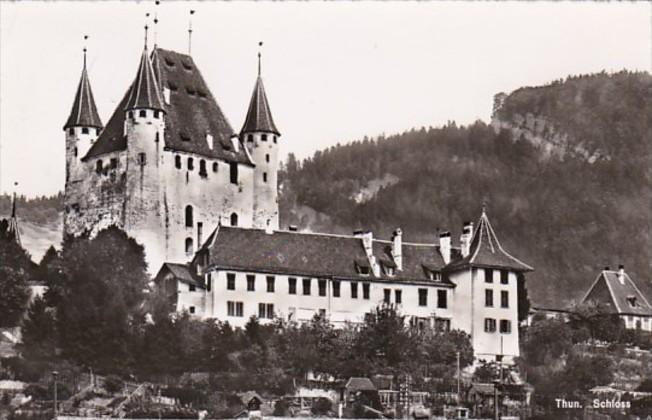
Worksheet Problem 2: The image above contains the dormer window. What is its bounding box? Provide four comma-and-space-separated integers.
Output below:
386, 266, 395, 276
428, 271, 442, 282
355, 259, 370, 276
627, 296, 640, 308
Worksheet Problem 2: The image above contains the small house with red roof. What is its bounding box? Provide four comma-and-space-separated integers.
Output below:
582, 266, 652, 331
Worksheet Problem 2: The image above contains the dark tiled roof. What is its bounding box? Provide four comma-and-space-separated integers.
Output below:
446, 211, 533, 272
345, 377, 377, 392
193, 226, 455, 286
240, 76, 279, 136
152, 48, 251, 164
84, 47, 252, 165
583, 270, 652, 316
64, 63, 103, 129
157, 262, 204, 289
125, 48, 165, 111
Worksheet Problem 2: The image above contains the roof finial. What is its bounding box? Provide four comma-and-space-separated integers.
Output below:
188, 9, 195, 55
144, 13, 150, 50
153, 1, 160, 48
83, 35, 88, 69
258, 41, 263, 77
481, 200, 488, 216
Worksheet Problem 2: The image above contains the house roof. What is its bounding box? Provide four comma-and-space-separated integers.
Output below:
156, 263, 204, 289
64, 57, 103, 130
125, 47, 165, 112
240, 76, 279, 136
582, 269, 652, 316
84, 47, 252, 165
195, 226, 457, 285
345, 377, 377, 392
446, 210, 533, 273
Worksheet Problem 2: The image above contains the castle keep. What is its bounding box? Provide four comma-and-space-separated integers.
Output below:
63, 42, 280, 271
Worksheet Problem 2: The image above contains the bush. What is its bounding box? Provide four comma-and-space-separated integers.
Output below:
104, 374, 124, 394
311, 397, 332, 415
273, 399, 290, 416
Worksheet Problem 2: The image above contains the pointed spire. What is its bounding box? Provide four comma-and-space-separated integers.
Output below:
124, 38, 164, 112
241, 43, 280, 136
8, 183, 21, 247
64, 36, 103, 130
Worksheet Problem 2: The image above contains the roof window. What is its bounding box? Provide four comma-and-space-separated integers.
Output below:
164, 57, 175, 67
180, 131, 191, 142
168, 81, 178, 91
186, 86, 196, 95
182, 61, 193, 71
627, 296, 640, 308
197, 90, 207, 98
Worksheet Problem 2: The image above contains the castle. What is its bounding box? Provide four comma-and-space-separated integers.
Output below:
64, 36, 533, 362
63, 40, 279, 272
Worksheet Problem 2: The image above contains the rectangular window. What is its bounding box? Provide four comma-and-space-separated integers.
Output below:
501, 290, 509, 308
363, 283, 370, 300
333, 280, 340, 298
501, 270, 509, 284
206, 276, 212, 292
319, 308, 326, 318
267, 303, 274, 319
263, 172, 268, 183
82, 127, 89, 134
484, 318, 496, 333
418, 288, 428, 307
395, 289, 402, 304
500, 319, 512, 334
227, 273, 236, 290
351, 282, 358, 299
261, 134, 268, 142
138, 152, 147, 166
189, 284, 196, 292
227, 301, 243, 317
236, 302, 243, 317
266, 276, 275, 293
383, 289, 391, 304
288, 277, 297, 295
485, 268, 494, 283
437, 290, 447, 309
318, 279, 326, 296
303, 278, 311, 295
189, 306, 195, 314
230, 162, 238, 184
258, 303, 266, 319
258, 303, 274, 319
435, 318, 451, 332
247, 274, 255, 291
485, 289, 493, 307
110, 158, 118, 169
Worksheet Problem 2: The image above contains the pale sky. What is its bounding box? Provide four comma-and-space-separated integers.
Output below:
1, 1, 650, 197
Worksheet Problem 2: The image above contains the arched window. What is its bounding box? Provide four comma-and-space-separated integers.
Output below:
199, 159, 207, 177
185, 237, 194, 255
212, 162, 218, 173
230, 213, 238, 227
265, 154, 270, 163
139, 110, 147, 118
247, 134, 254, 143
175, 155, 181, 169
96, 160, 103, 174
263, 172, 267, 183
188, 157, 194, 171
185, 205, 193, 227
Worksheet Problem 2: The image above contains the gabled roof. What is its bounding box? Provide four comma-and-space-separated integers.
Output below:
240, 76, 279, 136
84, 47, 252, 165
155, 262, 204, 289
345, 377, 377, 392
582, 269, 652, 316
446, 210, 533, 272
64, 58, 103, 129
125, 47, 164, 111
191, 226, 456, 285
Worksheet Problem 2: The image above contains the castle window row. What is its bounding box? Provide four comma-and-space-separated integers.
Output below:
174, 155, 238, 182
68, 127, 100, 136
485, 289, 509, 308
127, 109, 161, 120
484, 318, 512, 334
483, 268, 510, 284
95, 157, 120, 175
221, 273, 448, 307
245, 134, 278, 144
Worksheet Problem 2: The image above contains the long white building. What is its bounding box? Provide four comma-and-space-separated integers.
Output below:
155, 211, 533, 363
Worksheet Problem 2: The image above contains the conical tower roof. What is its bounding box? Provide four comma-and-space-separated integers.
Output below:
63, 56, 103, 130
241, 75, 279, 136
125, 47, 165, 112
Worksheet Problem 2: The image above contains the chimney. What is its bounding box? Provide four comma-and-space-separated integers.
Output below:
439, 231, 451, 264
392, 228, 403, 271
460, 221, 474, 258
618, 264, 625, 284
355, 230, 380, 276
265, 219, 273, 235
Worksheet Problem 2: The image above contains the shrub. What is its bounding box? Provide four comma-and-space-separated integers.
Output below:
104, 374, 124, 394
311, 397, 332, 415
273, 399, 290, 416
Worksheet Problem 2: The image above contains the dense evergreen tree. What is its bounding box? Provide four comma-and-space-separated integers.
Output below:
0, 219, 32, 327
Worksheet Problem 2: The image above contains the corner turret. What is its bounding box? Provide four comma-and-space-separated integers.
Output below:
241, 44, 280, 230
64, 47, 103, 184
